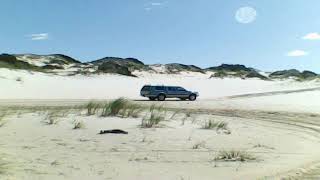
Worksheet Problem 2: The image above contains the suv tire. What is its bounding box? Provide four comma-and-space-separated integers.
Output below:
189, 94, 196, 101
157, 94, 166, 101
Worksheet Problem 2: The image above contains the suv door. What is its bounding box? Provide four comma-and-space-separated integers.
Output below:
176, 87, 189, 98
154, 86, 166, 96
167, 87, 177, 98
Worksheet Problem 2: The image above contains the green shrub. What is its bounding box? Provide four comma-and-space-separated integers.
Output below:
97, 62, 136, 77
210, 70, 228, 79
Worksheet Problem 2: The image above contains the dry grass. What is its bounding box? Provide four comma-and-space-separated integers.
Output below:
101, 98, 143, 118
185, 111, 192, 118
86, 101, 102, 116
141, 104, 166, 128
120, 103, 143, 118
202, 120, 230, 134
192, 141, 206, 149
214, 150, 256, 162
0, 163, 6, 175
73, 120, 85, 129
253, 144, 275, 150
0, 110, 16, 127
202, 120, 228, 130
169, 110, 180, 120
0, 154, 9, 175
43, 111, 64, 125
101, 98, 128, 117
0, 112, 7, 127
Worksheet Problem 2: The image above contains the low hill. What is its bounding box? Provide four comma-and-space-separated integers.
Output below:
0, 53, 318, 81
96, 61, 136, 77
207, 64, 269, 80
269, 69, 318, 80
15, 54, 80, 67
91, 57, 150, 72
0, 54, 43, 71
164, 63, 205, 74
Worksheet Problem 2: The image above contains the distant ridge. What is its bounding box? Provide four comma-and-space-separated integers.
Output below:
0, 53, 318, 81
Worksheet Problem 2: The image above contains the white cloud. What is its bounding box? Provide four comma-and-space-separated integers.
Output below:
302, 32, 320, 40
144, 7, 152, 11
29, 33, 49, 40
144, 1, 167, 11
151, 2, 163, 6
286, 50, 308, 57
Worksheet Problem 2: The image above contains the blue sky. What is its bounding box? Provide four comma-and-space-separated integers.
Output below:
1, 0, 320, 72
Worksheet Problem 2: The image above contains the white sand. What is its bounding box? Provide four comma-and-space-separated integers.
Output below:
1, 68, 319, 100
1, 69, 320, 179
1, 108, 320, 180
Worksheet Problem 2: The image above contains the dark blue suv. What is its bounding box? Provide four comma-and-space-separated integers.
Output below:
140, 85, 199, 101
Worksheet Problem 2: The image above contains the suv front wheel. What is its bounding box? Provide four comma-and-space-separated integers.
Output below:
189, 94, 197, 101
157, 94, 166, 101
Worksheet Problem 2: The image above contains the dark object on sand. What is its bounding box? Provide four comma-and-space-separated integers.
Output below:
99, 129, 128, 135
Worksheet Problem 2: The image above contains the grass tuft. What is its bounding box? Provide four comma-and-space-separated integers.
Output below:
0, 112, 7, 127
101, 98, 142, 118
43, 111, 63, 125
73, 120, 85, 129
202, 120, 229, 132
0, 154, 9, 175
214, 150, 256, 162
141, 104, 166, 128
86, 101, 102, 116
120, 104, 143, 118
169, 109, 180, 120
192, 141, 206, 149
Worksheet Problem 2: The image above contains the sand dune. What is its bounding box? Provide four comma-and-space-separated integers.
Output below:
1, 68, 319, 99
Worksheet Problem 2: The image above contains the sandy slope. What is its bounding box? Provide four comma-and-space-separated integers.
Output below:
1, 68, 319, 99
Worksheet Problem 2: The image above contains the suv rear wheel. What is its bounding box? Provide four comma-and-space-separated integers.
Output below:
157, 94, 166, 101
189, 94, 196, 101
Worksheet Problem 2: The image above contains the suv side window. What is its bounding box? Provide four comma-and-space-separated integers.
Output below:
167, 87, 177, 91
177, 87, 186, 91
155, 86, 165, 91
